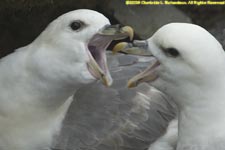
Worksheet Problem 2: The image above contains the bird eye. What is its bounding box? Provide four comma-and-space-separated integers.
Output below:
166, 48, 179, 57
70, 21, 83, 31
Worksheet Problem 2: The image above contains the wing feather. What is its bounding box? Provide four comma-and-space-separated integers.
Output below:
52, 52, 177, 150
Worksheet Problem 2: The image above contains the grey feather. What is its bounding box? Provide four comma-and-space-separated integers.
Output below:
52, 52, 177, 150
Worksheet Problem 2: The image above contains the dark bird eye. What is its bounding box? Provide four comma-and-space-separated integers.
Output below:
70, 21, 83, 31
166, 48, 179, 57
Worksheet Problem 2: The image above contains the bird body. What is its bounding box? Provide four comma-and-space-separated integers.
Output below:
0, 9, 134, 150
150, 24, 225, 149
0, 46, 74, 150
115, 23, 225, 150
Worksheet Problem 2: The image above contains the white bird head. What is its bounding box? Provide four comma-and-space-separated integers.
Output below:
30, 9, 133, 87
113, 23, 225, 106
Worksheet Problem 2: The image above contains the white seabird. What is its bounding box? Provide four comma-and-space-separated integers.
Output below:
0, 9, 134, 150
114, 23, 225, 150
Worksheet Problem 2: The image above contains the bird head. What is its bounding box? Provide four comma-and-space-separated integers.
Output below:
113, 23, 225, 105
31, 9, 133, 87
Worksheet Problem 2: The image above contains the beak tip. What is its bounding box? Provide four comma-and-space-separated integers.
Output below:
122, 26, 134, 41
112, 42, 129, 54
104, 81, 113, 87
129, 33, 134, 41
127, 80, 137, 88
102, 75, 113, 87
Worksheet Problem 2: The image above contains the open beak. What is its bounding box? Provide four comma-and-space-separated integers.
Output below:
112, 40, 160, 88
87, 25, 134, 87
99, 24, 134, 40
112, 40, 152, 56
127, 59, 160, 88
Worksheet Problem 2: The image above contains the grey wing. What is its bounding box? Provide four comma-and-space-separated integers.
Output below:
52, 52, 177, 150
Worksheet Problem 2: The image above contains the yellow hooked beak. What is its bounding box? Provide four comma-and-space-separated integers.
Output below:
87, 25, 134, 87
120, 26, 134, 41
99, 25, 134, 41
112, 40, 152, 56
112, 40, 160, 88
127, 59, 160, 88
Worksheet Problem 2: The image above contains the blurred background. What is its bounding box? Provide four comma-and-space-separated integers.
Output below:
0, 0, 225, 57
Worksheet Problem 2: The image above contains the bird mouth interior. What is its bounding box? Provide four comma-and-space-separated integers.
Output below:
87, 34, 112, 77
